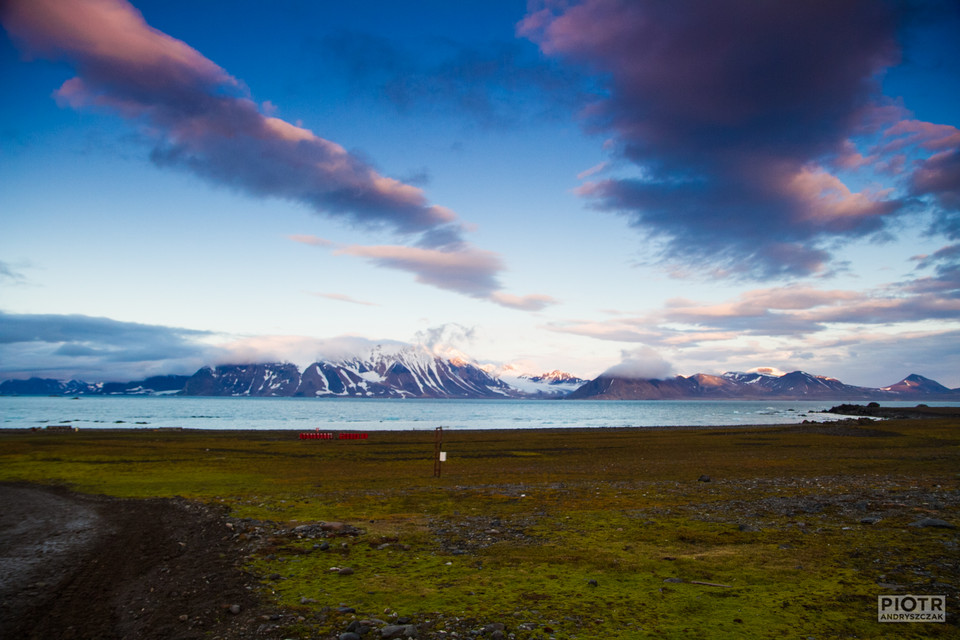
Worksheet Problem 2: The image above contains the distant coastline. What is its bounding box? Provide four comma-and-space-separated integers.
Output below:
3, 395, 959, 432
2, 365, 958, 402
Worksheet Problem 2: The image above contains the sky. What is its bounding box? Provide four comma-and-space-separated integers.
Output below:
2, 0, 960, 388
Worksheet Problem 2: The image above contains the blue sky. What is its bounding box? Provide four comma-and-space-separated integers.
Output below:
2, 0, 960, 387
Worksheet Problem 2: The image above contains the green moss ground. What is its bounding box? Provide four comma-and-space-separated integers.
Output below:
1, 420, 958, 638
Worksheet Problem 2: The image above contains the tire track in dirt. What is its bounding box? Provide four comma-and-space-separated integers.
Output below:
0, 484, 280, 640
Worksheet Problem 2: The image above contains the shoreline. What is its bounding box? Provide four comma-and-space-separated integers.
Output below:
2, 400, 957, 436
5, 397, 958, 432
0, 421, 881, 435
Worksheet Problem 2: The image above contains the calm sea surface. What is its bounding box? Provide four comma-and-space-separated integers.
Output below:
2, 396, 957, 431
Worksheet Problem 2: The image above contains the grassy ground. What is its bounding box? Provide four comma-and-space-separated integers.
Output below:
1, 419, 958, 639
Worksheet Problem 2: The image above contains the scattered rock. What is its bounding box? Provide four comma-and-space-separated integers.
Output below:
362, 617, 387, 627
860, 516, 882, 525
697, 475, 711, 482
338, 567, 355, 576
228, 604, 241, 615
429, 513, 540, 554
587, 579, 598, 587
293, 524, 323, 538
909, 517, 955, 529
339, 633, 362, 640
322, 521, 363, 535
663, 577, 684, 584
381, 623, 418, 638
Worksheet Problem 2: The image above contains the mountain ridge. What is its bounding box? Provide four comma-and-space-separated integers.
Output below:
180, 344, 516, 399
2, 357, 959, 400
566, 371, 960, 400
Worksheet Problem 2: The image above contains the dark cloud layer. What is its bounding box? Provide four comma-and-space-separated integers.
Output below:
0, 312, 207, 348
521, 0, 958, 278
0, 312, 212, 379
908, 242, 960, 296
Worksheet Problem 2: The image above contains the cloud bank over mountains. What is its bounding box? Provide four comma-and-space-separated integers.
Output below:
0, 311, 457, 382
3, 309, 958, 390
0, 311, 213, 381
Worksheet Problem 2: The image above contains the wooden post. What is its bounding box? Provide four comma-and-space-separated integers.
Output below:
434, 426, 443, 477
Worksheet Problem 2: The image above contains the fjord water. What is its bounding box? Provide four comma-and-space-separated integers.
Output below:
3, 396, 956, 431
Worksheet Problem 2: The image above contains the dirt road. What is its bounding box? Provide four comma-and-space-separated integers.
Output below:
0, 484, 276, 640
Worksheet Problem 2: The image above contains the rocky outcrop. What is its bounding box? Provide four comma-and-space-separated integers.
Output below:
181, 363, 301, 397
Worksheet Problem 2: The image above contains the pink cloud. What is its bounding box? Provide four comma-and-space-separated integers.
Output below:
3, 0, 230, 89
296, 241, 558, 311
309, 292, 379, 307
336, 244, 504, 296
666, 286, 861, 320
803, 294, 960, 324
545, 319, 660, 343
912, 149, 960, 217
833, 140, 877, 171
489, 292, 557, 312
288, 234, 335, 248
1, 0, 461, 240
879, 120, 960, 154
870, 120, 960, 223
547, 275, 960, 380
786, 167, 900, 232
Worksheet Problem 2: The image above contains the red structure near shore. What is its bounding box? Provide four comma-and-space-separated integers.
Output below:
298, 431, 367, 440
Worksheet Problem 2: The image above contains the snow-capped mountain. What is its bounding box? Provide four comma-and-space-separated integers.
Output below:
514, 370, 587, 397
0, 378, 101, 396
880, 374, 955, 397
0, 375, 190, 396
720, 370, 871, 397
527, 370, 585, 385
180, 344, 516, 398
481, 364, 586, 397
